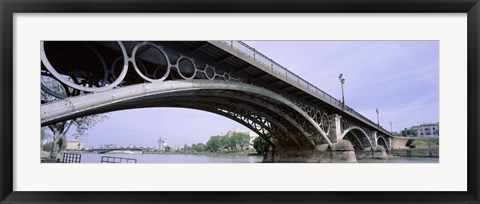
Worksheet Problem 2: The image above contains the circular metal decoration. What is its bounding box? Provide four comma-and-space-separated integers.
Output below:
223, 73, 231, 81
306, 107, 314, 117
86, 44, 109, 87
108, 57, 122, 83
41, 73, 69, 99
41, 41, 129, 92
131, 41, 171, 82
175, 56, 197, 80
41, 68, 83, 100
313, 110, 322, 124
204, 65, 216, 80
320, 113, 330, 135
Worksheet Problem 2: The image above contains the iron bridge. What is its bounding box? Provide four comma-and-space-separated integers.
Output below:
40, 41, 393, 162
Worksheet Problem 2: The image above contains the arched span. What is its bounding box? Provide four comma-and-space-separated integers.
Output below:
340, 126, 374, 148
345, 131, 364, 149
135, 95, 308, 148
377, 136, 389, 150
41, 80, 332, 146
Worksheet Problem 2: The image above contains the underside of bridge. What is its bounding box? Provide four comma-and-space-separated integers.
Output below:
41, 41, 392, 162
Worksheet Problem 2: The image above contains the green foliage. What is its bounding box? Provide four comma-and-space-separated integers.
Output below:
72, 114, 109, 137
401, 128, 417, 137
405, 139, 414, 147
410, 140, 429, 148
406, 139, 431, 148
42, 142, 54, 152
206, 136, 223, 152
253, 136, 268, 155
230, 132, 250, 150
183, 144, 191, 153
221, 135, 232, 150
164, 146, 172, 152
205, 132, 255, 152
192, 143, 206, 152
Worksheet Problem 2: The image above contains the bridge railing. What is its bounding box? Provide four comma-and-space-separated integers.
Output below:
101, 156, 137, 163
225, 41, 342, 106
222, 41, 390, 134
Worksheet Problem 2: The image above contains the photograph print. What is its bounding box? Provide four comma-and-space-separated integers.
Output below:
40, 40, 439, 163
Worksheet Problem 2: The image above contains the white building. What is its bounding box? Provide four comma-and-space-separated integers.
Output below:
412, 122, 439, 138
158, 137, 167, 151
65, 137, 85, 150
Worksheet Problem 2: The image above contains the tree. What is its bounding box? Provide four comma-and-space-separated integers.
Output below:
47, 115, 108, 158
253, 136, 269, 155
164, 146, 172, 152
183, 144, 191, 153
405, 139, 414, 148
221, 135, 232, 151
192, 143, 205, 152
206, 136, 223, 152
401, 128, 417, 137
42, 142, 54, 152
41, 81, 108, 159
230, 132, 250, 150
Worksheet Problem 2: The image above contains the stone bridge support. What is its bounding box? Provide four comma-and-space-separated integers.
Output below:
266, 114, 359, 163
327, 114, 342, 143
355, 131, 388, 160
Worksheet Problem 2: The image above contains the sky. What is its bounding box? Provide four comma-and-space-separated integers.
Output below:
55, 41, 439, 148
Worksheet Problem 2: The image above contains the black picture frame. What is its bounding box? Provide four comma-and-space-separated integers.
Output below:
1, 0, 479, 203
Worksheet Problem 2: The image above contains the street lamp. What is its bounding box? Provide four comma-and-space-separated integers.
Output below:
390, 121, 393, 134
338, 73, 345, 108
376, 108, 380, 129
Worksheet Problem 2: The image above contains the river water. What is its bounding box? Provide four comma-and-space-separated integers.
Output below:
357, 157, 438, 163
76, 153, 438, 163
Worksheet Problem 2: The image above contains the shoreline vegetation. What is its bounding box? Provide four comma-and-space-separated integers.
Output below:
142, 150, 260, 157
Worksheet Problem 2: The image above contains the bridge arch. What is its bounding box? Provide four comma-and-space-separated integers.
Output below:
41, 80, 333, 149
340, 126, 374, 149
376, 136, 389, 150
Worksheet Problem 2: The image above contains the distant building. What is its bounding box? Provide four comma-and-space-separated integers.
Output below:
158, 137, 167, 151
412, 122, 439, 138
65, 137, 84, 150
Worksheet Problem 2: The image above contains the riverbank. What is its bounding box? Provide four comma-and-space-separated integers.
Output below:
389, 148, 439, 158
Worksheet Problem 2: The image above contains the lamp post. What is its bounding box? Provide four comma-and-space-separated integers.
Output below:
376, 108, 380, 129
338, 73, 345, 108
390, 121, 393, 135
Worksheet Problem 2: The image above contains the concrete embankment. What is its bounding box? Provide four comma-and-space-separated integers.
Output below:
389, 148, 439, 158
